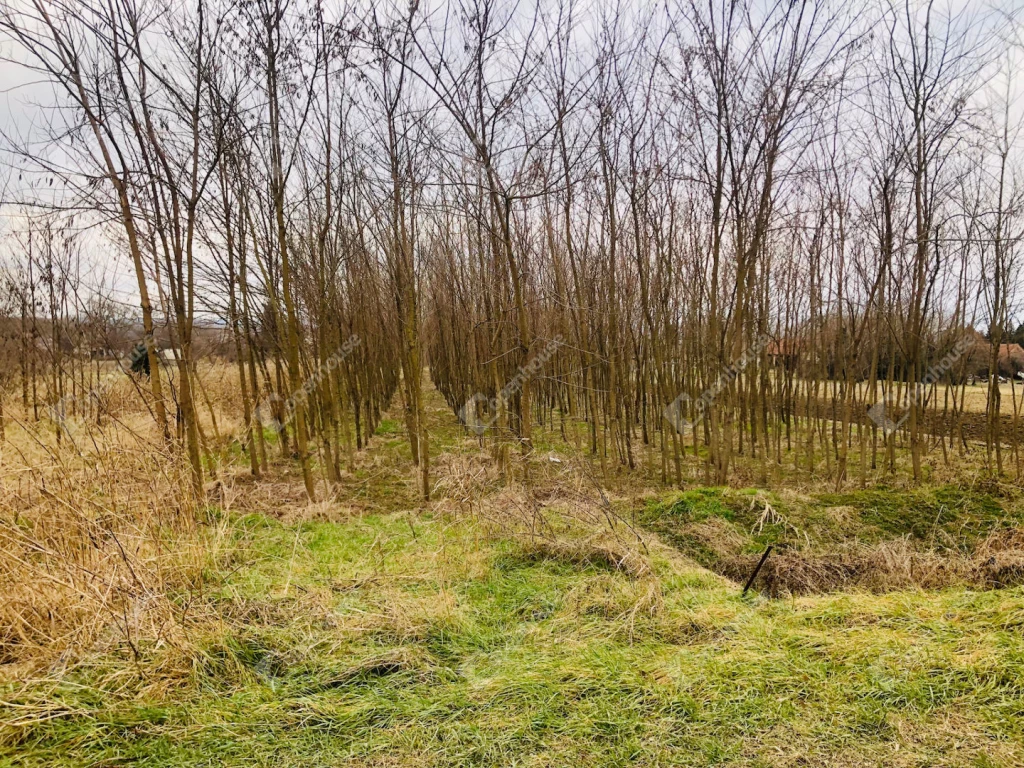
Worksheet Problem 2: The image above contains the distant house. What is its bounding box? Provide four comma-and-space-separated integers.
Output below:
766, 339, 805, 371
969, 341, 1024, 379
998, 343, 1024, 377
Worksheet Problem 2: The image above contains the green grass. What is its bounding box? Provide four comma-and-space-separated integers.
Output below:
814, 486, 1014, 544
4, 507, 1024, 767
374, 418, 402, 436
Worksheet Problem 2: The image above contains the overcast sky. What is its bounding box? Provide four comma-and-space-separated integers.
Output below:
1, 0, 1023, 323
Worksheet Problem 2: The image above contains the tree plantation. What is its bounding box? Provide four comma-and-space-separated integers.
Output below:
2, 0, 1024, 765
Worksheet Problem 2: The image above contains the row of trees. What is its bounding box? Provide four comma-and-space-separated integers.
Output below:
1, 0, 1023, 496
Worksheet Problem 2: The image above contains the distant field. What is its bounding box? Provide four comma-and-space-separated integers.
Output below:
798, 379, 1024, 417
945, 382, 1024, 415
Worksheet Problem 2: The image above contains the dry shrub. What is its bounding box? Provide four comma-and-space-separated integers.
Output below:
430, 450, 504, 507
689, 516, 748, 557
974, 528, 1024, 588
721, 541, 960, 596
494, 487, 650, 578
0, 415, 223, 679
225, 472, 329, 518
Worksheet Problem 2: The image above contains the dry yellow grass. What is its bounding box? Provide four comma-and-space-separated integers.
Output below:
0, 390, 232, 680
837, 379, 1024, 416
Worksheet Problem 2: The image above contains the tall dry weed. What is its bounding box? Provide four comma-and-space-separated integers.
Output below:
0, 410, 225, 679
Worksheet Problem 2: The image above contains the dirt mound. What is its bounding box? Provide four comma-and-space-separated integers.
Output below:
642, 488, 1024, 596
